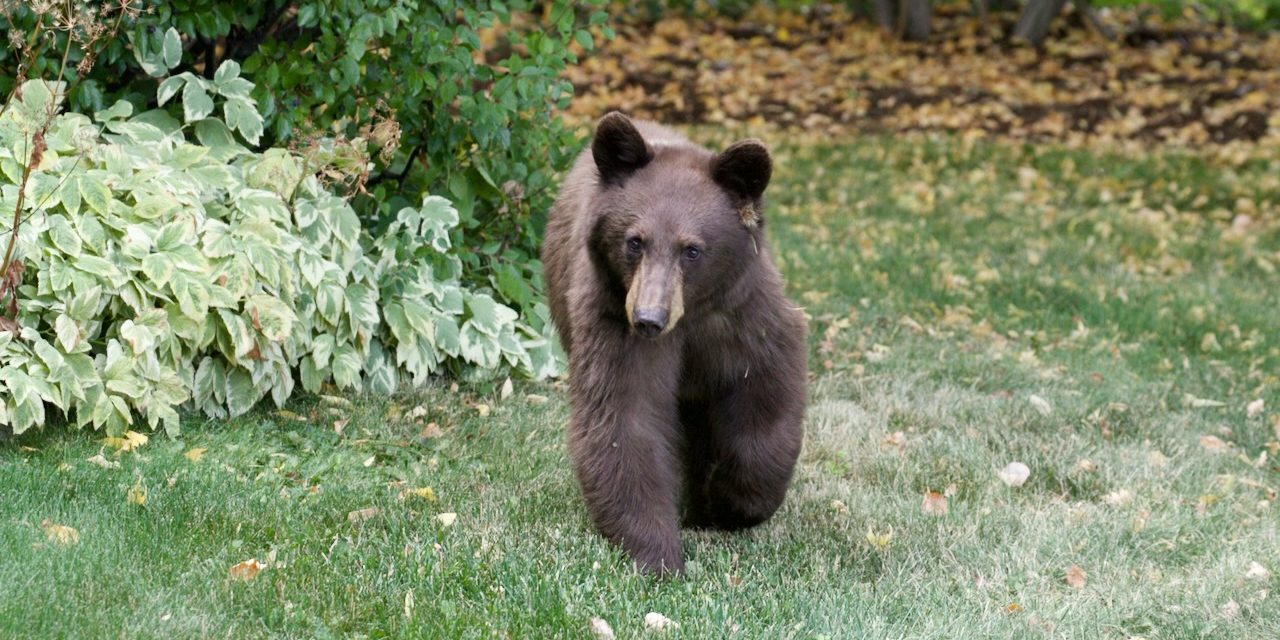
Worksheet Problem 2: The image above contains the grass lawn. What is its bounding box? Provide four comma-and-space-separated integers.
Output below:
2, 134, 1278, 638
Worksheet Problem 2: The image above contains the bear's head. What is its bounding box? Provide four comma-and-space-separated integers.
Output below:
586, 112, 772, 339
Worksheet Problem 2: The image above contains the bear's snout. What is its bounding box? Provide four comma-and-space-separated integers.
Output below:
632, 308, 668, 337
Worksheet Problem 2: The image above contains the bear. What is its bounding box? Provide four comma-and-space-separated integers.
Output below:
541, 112, 807, 574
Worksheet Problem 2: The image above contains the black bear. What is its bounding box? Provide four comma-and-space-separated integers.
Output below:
541, 112, 806, 574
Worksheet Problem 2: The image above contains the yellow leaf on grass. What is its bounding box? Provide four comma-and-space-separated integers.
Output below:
104, 430, 149, 452
228, 558, 264, 581
398, 487, 437, 502
40, 520, 80, 545
348, 507, 381, 523
184, 447, 207, 462
127, 479, 147, 506
865, 527, 893, 551
436, 512, 457, 527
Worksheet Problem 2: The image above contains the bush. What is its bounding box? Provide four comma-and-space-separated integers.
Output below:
0, 0, 612, 326
0, 66, 557, 436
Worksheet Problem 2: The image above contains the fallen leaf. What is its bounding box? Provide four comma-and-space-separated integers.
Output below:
1184, 394, 1226, 409
348, 507, 381, 523
1003, 602, 1021, 614
404, 589, 415, 619
865, 527, 893, 551
398, 487, 437, 502
1199, 435, 1231, 453
436, 512, 457, 527
500, 377, 513, 400
127, 479, 147, 506
406, 405, 429, 421
643, 612, 679, 632
184, 447, 207, 462
998, 462, 1031, 487
86, 453, 120, 469
333, 418, 350, 435
418, 422, 443, 439
525, 394, 549, 405
1065, 565, 1087, 589
830, 499, 849, 515
921, 491, 948, 515
228, 558, 264, 581
1028, 394, 1052, 416
104, 430, 149, 452
1244, 561, 1271, 581
1221, 599, 1240, 620
880, 431, 906, 450
1245, 399, 1264, 419
474, 403, 491, 417
40, 520, 79, 545
1074, 458, 1098, 473
362, 455, 376, 467
589, 617, 616, 639
1103, 489, 1133, 506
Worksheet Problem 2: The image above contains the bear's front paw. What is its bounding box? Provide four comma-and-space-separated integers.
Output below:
629, 536, 685, 576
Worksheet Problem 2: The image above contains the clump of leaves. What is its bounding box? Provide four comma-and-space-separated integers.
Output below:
0, 54, 558, 436
1, 0, 613, 328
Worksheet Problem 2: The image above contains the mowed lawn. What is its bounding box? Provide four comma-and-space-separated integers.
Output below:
2, 134, 1278, 638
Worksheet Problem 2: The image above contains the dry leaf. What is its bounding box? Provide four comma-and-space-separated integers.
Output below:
880, 431, 906, 450
228, 558, 264, 581
406, 405, 429, 421
474, 403, 491, 417
1065, 565, 1087, 589
1103, 489, 1133, 506
436, 512, 457, 527
333, 418, 350, 435
525, 394, 549, 405
643, 612, 679, 631
40, 520, 80, 545
998, 462, 1031, 487
921, 491, 948, 515
1074, 458, 1097, 473
404, 589, 415, 619
1184, 394, 1226, 409
1221, 599, 1240, 620
86, 453, 120, 469
500, 377, 513, 400
1199, 435, 1231, 453
589, 617, 616, 639
348, 507, 381, 523
418, 422, 443, 439
184, 447, 207, 462
1244, 561, 1271, 581
1003, 602, 1021, 614
1028, 394, 1052, 416
830, 499, 849, 515
1245, 399, 1264, 419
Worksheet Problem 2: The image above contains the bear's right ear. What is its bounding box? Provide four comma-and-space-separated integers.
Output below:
592, 112, 650, 186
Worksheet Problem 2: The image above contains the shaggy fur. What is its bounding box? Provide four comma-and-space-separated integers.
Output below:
541, 113, 806, 574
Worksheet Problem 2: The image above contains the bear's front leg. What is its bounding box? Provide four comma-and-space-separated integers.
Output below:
567, 331, 685, 574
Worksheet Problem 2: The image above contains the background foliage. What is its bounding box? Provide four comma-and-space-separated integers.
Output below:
1, 0, 610, 323
0, 64, 556, 435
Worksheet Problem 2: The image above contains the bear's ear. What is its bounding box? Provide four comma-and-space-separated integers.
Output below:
593, 112, 651, 185
711, 139, 772, 202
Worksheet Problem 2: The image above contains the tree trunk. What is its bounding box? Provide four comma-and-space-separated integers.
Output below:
872, 0, 896, 32
1013, 0, 1068, 45
898, 0, 932, 41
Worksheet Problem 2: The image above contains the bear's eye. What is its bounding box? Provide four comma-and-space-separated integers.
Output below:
683, 246, 702, 261
626, 237, 643, 254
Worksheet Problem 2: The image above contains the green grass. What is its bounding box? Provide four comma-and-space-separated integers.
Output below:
3, 134, 1278, 638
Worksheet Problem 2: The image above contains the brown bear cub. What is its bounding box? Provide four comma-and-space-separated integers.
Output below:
541, 112, 806, 574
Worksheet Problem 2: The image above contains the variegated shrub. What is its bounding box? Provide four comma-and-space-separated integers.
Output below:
0, 63, 558, 436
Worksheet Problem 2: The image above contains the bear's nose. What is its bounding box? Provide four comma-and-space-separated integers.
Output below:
633, 308, 668, 337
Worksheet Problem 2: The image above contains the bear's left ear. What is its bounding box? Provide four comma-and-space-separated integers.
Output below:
711, 139, 772, 202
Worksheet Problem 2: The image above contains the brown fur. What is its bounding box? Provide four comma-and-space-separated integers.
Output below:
541, 113, 806, 575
